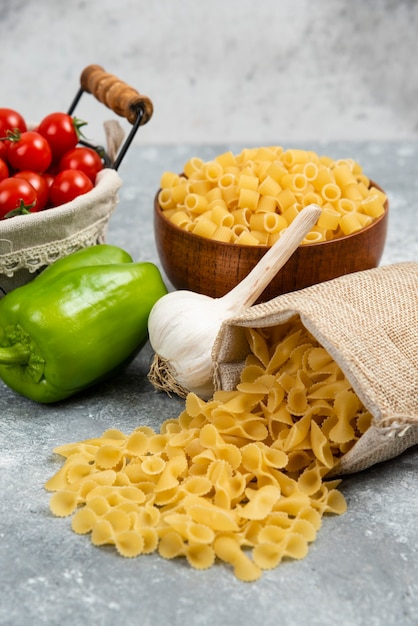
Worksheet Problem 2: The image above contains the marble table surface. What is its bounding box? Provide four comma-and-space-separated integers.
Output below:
1, 141, 417, 626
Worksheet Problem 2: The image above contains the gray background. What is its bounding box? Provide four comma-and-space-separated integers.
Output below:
1, 0, 418, 145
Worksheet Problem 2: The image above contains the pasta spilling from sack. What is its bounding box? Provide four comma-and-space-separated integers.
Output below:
158, 146, 387, 245
46, 318, 372, 581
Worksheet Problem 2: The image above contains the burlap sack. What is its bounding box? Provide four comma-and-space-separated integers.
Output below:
213, 262, 418, 475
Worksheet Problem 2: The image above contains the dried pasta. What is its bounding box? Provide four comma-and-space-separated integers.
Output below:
46, 318, 372, 582
158, 147, 387, 245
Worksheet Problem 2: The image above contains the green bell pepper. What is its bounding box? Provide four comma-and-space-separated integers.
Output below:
0, 244, 168, 403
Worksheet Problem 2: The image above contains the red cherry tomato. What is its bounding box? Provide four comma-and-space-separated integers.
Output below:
43, 172, 55, 207
49, 169, 93, 207
0, 158, 9, 182
43, 172, 55, 189
13, 171, 49, 211
6, 130, 52, 173
59, 147, 103, 183
0, 177, 38, 219
0, 108, 27, 138
37, 112, 85, 163
0, 141, 7, 162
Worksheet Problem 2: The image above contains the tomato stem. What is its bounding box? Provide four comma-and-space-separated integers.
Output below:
0, 128, 21, 142
73, 117, 88, 140
4, 198, 37, 219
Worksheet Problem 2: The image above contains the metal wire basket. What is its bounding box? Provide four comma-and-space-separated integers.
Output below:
0, 64, 153, 297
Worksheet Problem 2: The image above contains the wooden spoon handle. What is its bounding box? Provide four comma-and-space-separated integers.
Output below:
222, 204, 322, 311
79, 64, 153, 125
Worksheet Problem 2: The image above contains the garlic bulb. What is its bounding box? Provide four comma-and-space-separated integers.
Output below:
148, 204, 321, 399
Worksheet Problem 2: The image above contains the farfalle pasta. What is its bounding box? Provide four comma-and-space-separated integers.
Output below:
46, 318, 370, 582
157, 147, 387, 246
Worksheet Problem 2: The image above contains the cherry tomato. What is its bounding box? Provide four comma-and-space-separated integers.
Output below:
43, 172, 55, 189
49, 169, 93, 207
0, 177, 38, 219
59, 146, 103, 183
13, 171, 49, 210
37, 112, 85, 163
6, 130, 52, 173
0, 158, 9, 182
0, 108, 27, 138
0, 141, 7, 162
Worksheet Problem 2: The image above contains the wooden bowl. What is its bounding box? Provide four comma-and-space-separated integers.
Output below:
153, 183, 389, 302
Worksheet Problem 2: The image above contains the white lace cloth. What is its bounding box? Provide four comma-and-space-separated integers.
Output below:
0, 167, 122, 294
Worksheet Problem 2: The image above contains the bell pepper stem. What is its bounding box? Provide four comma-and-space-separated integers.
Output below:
0, 344, 31, 366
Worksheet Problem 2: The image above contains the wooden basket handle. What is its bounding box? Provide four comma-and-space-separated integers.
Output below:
79, 64, 153, 126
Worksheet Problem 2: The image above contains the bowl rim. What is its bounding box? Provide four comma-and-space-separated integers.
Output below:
154, 179, 388, 250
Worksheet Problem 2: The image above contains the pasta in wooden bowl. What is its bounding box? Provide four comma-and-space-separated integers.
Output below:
154, 147, 388, 301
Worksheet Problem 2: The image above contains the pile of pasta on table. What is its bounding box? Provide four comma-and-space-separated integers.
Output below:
46, 316, 369, 582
